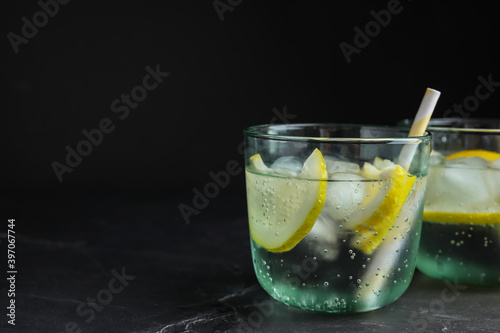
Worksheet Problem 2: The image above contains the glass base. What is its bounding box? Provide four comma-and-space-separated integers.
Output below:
251, 237, 417, 313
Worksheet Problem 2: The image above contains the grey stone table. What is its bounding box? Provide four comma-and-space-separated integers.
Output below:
3, 193, 499, 333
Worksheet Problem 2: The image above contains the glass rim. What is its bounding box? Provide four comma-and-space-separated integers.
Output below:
405, 118, 500, 134
244, 123, 431, 144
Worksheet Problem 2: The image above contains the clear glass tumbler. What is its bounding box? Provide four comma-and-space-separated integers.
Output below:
243, 124, 432, 313
413, 118, 500, 286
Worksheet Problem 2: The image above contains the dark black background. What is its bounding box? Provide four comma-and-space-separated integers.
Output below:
2, 2, 500, 332
3, 0, 499, 212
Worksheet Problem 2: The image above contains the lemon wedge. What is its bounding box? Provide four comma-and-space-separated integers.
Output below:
445, 150, 500, 162
351, 161, 416, 254
425, 149, 500, 224
246, 148, 328, 252
423, 211, 500, 225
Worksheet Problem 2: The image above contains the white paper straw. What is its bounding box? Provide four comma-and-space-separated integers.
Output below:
397, 88, 441, 170
359, 87, 440, 307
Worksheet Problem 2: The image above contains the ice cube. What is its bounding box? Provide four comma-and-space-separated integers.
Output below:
312, 171, 390, 261
489, 159, 500, 200
270, 156, 303, 176
425, 165, 492, 212
429, 151, 444, 165
490, 158, 500, 169
322, 173, 372, 222
359, 158, 397, 179
324, 156, 360, 175
307, 216, 341, 261
373, 157, 395, 170
483, 168, 500, 204
444, 156, 488, 168
359, 162, 381, 179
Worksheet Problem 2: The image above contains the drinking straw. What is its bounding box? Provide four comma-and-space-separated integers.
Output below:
360, 87, 440, 308
408, 88, 441, 136
397, 88, 441, 170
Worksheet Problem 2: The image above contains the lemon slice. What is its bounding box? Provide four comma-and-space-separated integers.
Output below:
445, 150, 500, 162
246, 148, 328, 252
423, 211, 500, 225
351, 162, 416, 254
427, 149, 500, 224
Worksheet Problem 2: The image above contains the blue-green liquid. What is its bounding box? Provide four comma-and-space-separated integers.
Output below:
248, 172, 427, 313
417, 221, 500, 286
251, 224, 421, 313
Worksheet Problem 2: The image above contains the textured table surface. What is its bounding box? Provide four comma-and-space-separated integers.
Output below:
3, 193, 500, 333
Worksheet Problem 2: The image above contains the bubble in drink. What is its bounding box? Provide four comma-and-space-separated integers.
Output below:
247, 155, 426, 312
418, 152, 500, 286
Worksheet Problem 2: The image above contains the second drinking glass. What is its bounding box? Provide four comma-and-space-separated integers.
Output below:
415, 118, 500, 286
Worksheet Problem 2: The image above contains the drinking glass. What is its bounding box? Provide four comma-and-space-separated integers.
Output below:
243, 124, 432, 313
411, 118, 500, 286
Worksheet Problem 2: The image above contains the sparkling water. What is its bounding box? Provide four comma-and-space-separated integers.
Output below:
417, 155, 500, 286
418, 222, 500, 286
248, 167, 427, 313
